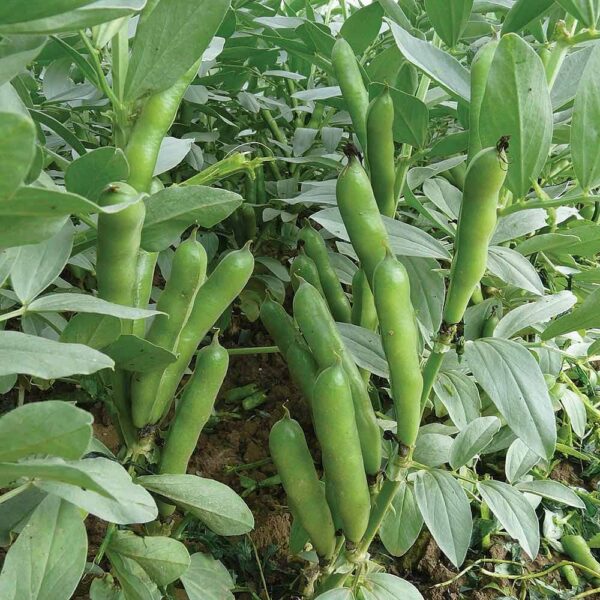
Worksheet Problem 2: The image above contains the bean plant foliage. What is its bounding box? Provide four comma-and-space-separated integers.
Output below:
1, 0, 600, 599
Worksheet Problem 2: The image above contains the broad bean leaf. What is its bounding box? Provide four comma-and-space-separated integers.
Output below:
141, 185, 242, 251
505, 438, 540, 483
107, 553, 161, 600
0, 401, 92, 462
340, 2, 384, 54
27, 293, 159, 320
450, 416, 501, 469
501, 0, 555, 34
542, 287, 600, 339
60, 314, 122, 349
379, 484, 423, 557
64, 147, 129, 201
389, 21, 470, 101
515, 480, 585, 508
0, 1, 147, 35
479, 33, 552, 198
0, 331, 114, 378
0, 457, 114, 495
312, 207, 450, 260
414, 469, 472, 567
38, 458, 158, 525
0, 111, 36, 200
102, 335, 177, 372
561, 389, 587, 439
358, 573, 424, 600
0, 1, 96, 25
478, 480, 540, 558
555, 0, 600, 27
337, 323, 388, 378
125, 0, 230, 101
433, 371, 481, 430
180, 553, 236, 600
107, 531, 190, 587
571, 44, 600, 191
464, 338, 556, 459
552, 45, 595, 110
494, 291, 577, 339
487, 246, 545, 295
424, 0, 473, 47
0, 495, 86, 600
10, 222, 74, 303
137, 474, 254, 535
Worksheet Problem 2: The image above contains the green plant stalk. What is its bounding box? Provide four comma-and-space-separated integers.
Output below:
545, 16, 577, 89
498, 194, 600, 216
420, 327, 456, 411
261, 108, 290, 155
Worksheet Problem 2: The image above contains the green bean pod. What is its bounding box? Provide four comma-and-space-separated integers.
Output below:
125, 61, 200, 193
286, 334, 319, 406
332, 38, 369, 151
259, 296, 297, 356
96, 182, 145, 309
290, 250, 325, 296
260, 297, 319, 406
561, 535, 600, 586
132, 249, 158, 337
373, 252, 423, 448
150, 244, 254, 423
351, 268, 378, 332
131, 234, 207, 428
443, 146, 507, 325
158, 334, 229, 515
299, 223, 351, 323
468, 40, 498, 163
269, 409, 336, 558
367, 90, 396, 217
482, 312, 499, 338
293, 281, 381, 475
312, 363, 371, 543
336, 154, 389, 286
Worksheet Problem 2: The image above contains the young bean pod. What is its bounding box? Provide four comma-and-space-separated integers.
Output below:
337, 153, 389, 286
150, 244, 254, 424
259, 295, 297, 356
312, 363, 371, 543
131, 234, 207, 427
96, 182, 145, 309
468, 40, 498, 163
293, 281, 381, 475
351, 268, 378, 332
270, 409, 336, 557
158, 334, 229, 515
561, 535, 600, 586
443, 145, 507, 326
332, 38, 369, 151
373, 251, 423, 448
367, 90, 396, 217
290, 251, 325, 296
299, 223, 351, 323
132, 249, 158, 338
125, 61, 200, 193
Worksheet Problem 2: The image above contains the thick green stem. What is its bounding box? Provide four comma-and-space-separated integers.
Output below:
420, 327, 455, 412
498, 194, 600, 216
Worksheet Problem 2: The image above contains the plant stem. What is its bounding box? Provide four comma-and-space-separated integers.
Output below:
498, 194, 600, 216
420, 326, 456, 412
226, 345, 280, 356
247, 534, 272, 600
261, 108, 290, 155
